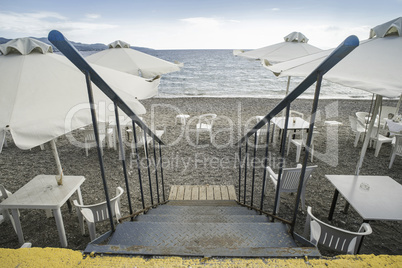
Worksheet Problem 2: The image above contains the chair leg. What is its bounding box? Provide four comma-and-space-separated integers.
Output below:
274, 192, 281, 214
295, 145, 301, 162
389, 152, 396, 169
196, 130, 199, 145
76, 210, 85, 235
87, 222, 96, 241
374, 141, 383, 157
354, 133, 360, 147
311, 145, 314, 162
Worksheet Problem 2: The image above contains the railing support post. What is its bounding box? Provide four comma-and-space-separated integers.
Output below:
260, 121, 271, 212
84, 71, 114, 232
238, 144, 242, 202
290, 71, 323, 234
143, 130, 154, 206
243, 137, 249, 204
251, 132, 258, 207
159, 143, 165, 202
132, 122, 145, 209
273, 104, 290, 219
113, 103, 134, 219
152, 139, 160, 203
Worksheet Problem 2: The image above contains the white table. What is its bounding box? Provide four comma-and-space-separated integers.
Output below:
0, 175, 85, 247
326, 175, 402, 221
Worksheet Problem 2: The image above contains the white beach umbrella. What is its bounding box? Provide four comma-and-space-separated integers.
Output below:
267, 17, 402, 174
266, 18, 402, 98
235, 32, 322, 97
0, 37, 159, 172
235, 32, 322, 64
86, 40, 182, 79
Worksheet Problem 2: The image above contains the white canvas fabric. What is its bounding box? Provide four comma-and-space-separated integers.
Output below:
108, 40, 130, 48
0, 37, 52, 55
86, 40, 181, 79
266, 18, 402, 98
235, 32, 322, 64
284, 32, 309, 43
370, 17, 402, 38
0, 38, 159, 150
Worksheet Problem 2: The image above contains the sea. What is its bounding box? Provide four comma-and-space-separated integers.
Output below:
82, 49, 373, 99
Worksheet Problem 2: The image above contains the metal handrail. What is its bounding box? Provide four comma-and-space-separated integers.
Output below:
236, 35, 359, 230
49, 30, 166, 234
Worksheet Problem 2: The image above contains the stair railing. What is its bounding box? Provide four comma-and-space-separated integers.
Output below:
236, 35, 359, 234
49, 30, 166, 234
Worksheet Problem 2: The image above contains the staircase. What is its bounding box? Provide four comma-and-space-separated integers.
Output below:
84, 199, 320, 257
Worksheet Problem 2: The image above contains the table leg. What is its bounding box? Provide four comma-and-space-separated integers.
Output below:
11, 209, 25, 245
328, 189, 339, 221
53, 208, 67, 247
356, 220, 370, 254
77, 187, 83, 205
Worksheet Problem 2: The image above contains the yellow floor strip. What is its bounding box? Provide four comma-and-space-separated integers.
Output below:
1, 248, 401, 267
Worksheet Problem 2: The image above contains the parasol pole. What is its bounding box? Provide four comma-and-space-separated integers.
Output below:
355, 94, 382, 176
50, 139, 63, 175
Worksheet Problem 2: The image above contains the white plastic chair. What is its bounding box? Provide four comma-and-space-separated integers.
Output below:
389, 134, 402, 168
290, 110, 304, 119
369, 127, 393, 157
349, 116, 366, 147
73, 186, 124, 241
287, 131, 319, 162
266, 164, 317, 214
195, 114, 217, 144
304, 206, 372, 254
84, 123, 108, 157
0, 185, 18, 234
356, 112, 370, 126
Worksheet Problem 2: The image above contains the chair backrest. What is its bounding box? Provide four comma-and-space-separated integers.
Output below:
279, 165, 317, 192
305, 206, 372, 254
355, 112, 369, 125
197, 114, 217, 128
76, 187, 124, 224
290, 110, 304, 119
349, 116, 357, 131
0, 185, 11, 200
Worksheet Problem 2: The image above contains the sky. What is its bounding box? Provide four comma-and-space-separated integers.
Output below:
0, 0, 401, 49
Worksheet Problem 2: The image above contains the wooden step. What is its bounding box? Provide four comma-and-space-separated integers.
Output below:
168, 185, 237, 201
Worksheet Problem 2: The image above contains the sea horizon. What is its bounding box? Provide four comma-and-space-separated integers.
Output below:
80, 49, 396, 100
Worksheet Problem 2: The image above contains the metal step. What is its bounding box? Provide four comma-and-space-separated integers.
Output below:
134, 214, 269, 223
146, 205, 258, 216
84, 221, 321, 257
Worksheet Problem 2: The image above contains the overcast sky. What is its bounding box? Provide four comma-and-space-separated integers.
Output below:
0, 0, 400, 49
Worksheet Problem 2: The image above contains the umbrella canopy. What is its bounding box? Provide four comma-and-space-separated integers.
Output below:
0, 37, 159, 150
235, 32, 322, 65
266, 18, 402, 98
86, 40, 182, 79
267, 17, 402, 175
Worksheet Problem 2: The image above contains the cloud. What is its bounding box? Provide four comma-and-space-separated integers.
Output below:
271, 8, 280, 11
180, 17, 223, 27
0, 11, 117, 41
86, 13, 101, 20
